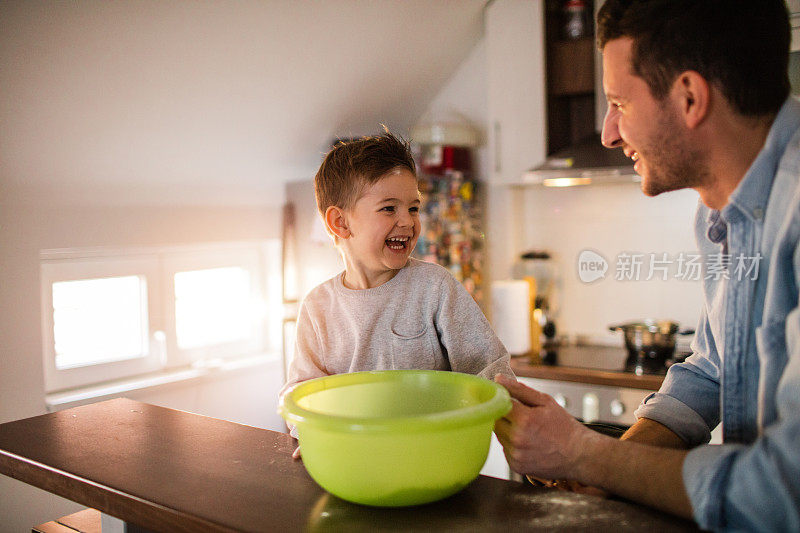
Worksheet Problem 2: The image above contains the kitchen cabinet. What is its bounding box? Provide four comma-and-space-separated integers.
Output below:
486, 0, 547, 185
487, 0, 610, 185
544, 0, 598, 155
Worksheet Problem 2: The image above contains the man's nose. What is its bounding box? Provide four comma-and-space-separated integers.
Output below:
601, 106, 623, 149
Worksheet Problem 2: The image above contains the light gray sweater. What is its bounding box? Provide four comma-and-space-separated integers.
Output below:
280, 258, 514, 400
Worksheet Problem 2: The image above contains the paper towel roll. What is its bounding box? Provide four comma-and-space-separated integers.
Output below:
490, 280, 531, 355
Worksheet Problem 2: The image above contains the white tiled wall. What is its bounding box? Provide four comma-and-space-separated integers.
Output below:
514, 183, 704, 340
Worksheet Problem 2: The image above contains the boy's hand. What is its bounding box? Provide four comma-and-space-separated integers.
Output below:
292, 445, 302, 460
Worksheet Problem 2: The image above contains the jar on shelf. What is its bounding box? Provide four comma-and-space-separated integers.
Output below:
410, 114, 479, 176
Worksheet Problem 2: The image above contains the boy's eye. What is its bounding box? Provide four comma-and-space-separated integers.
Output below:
380, 206, 395, 213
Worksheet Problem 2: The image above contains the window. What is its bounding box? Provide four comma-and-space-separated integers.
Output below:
52, 275, 148, 369
40, 241, 280, 392
174, 267, 252, 350
161, 245, 269, 366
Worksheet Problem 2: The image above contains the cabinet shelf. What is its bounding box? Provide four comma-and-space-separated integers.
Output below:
547, 37, 595, 96
544, 1, 597, 156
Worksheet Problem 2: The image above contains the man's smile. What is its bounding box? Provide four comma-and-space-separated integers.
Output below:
624, 148, 639, 162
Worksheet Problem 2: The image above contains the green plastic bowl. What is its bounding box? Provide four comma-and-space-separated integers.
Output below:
279, 370, 511, 507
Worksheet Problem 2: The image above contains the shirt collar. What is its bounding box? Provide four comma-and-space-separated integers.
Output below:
725, 97, 800, 223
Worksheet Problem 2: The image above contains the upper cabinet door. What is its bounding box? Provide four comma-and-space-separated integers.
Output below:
486, 0, 547, 184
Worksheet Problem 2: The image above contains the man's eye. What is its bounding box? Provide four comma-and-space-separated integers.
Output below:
410, 206, 420, 214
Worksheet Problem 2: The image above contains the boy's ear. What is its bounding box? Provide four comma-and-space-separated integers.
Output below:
324, 206, 351, 239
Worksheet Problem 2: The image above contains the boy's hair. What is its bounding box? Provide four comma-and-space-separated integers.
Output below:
597, 0, 790, 117
314, 130, 416, 216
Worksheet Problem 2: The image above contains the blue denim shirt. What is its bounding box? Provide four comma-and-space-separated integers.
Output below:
634, 98, 800, 531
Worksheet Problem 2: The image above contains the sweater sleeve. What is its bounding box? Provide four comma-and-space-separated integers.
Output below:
278, 298, 328, 406
434, 271, 514, 379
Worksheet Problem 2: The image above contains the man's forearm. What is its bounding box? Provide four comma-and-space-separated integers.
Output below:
575, 429, 694, 519
620, 417, 689, 449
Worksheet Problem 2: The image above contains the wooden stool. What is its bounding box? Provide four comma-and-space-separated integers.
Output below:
33, 508, 100, 533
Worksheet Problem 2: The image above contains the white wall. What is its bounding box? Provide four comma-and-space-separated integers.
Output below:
0, 1, 485, 207
419, 38, 490, 179
517, 185, 703, 340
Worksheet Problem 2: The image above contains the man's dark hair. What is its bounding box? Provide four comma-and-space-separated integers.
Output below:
597, 0, 790, 116
314, 129, 416, 217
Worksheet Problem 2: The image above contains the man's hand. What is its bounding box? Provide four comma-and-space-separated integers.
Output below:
493, 374, 600, 480
493, 374, 693, 518
526, 476, 608, 497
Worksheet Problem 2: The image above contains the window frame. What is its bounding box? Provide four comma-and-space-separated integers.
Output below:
41, 254, 163, 393
40, 241, 279, 393
161, 245, 265, 367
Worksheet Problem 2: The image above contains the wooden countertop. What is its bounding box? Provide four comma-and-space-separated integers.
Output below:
0, 398, 696, 532
511, 345, 667, 391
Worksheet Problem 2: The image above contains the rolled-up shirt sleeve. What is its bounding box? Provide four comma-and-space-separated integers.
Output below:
634, 308, 722, 446
682, 305, 800, 531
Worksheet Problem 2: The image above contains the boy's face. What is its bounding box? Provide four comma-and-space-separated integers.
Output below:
342, 168, 421, 279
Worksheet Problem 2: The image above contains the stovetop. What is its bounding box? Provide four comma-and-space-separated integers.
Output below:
535, 343, 692, 376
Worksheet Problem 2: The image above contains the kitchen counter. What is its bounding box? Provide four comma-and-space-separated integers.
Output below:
511, 345, 667, 391
0, 398, 696, 532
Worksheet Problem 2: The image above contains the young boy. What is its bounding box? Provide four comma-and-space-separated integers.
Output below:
281, 132, 514, 434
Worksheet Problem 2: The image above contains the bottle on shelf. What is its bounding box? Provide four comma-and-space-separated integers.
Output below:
563, 0, 588, 40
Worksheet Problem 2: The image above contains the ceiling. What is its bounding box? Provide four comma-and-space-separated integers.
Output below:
0, 1, 487, 206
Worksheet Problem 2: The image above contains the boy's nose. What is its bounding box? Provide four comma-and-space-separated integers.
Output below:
397, 211, 413, 227
601, 106, 623, 149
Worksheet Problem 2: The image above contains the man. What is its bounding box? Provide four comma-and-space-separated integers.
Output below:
493, 1, 800, 530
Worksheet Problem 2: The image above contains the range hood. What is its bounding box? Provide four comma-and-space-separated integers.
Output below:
522, 134, 640, 187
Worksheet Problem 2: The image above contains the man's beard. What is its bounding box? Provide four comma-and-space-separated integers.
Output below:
639, 110, 709, 197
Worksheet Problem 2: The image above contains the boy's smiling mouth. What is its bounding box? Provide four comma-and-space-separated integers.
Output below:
386, 236, 411, 250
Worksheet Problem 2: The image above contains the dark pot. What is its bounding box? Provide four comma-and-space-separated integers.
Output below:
608, 320, 694, 374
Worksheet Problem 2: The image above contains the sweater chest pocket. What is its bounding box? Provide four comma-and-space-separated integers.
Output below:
389, 320, 436, 370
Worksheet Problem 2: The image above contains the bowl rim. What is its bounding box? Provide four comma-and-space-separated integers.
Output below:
279, 370, 512, 433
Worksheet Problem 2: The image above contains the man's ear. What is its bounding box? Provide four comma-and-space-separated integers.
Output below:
673, 71, 710, 129
325, 206, 351, 239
